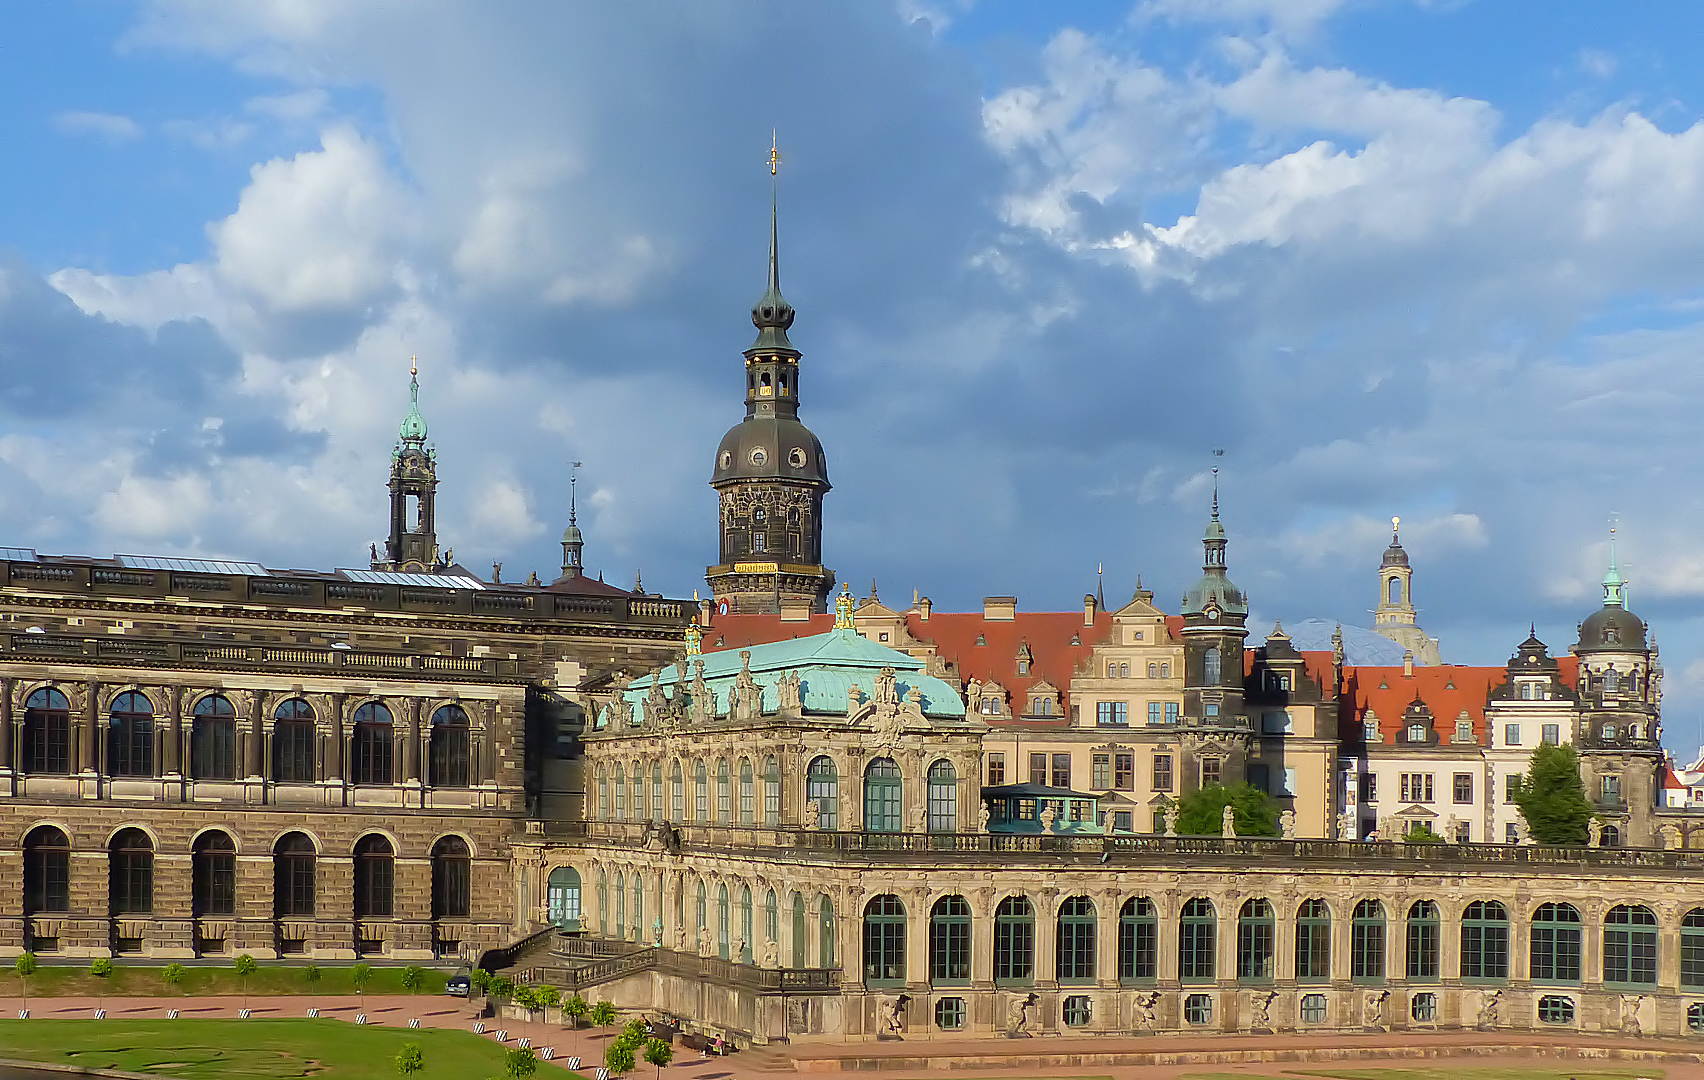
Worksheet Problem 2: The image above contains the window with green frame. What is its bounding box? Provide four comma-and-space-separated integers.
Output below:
927, 760, 958, 832
717, 759, 732, 824
1179, 897, 1216, 982
1407, 900, 1440, 979
614, 764, 626, 820
614, 870, 625, 938
863, 894, 905, 986
765, 888, 779, 949
864, 758, 902, 833
1237, 898, 1275, 982
792, 892, 808, 967
1603, 904, 1657, 988
1351, 899, 1386, 981
652, 763, 664, 822
1057, 895, 1097, 983
670, 761, 684, 822
1530, 902, 1582, 984
1460, 900, 1509, 980
1682, 908, 1704, 989
763, 756, 781, 826
597, 870, 608, 937
695, 880, 707, 939
739, 759, 755, 825
1119, 896, 1157, 982
717, 883, 731, 959
995, 895, 1035, 983
819, 895, 836, 969
806, 756, 838, 830
1295, 899, 1330, 981
694, 761, 708, 821
929, 895, 972, 985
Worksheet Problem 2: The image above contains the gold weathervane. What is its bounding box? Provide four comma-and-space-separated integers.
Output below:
410, 354, 418, 378
769, 130, 782, 177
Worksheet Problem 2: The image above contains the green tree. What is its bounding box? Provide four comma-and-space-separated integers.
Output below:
604, 1040, 637, 1076
351, 962, 373, 1005
591, 999, 618, 1029
395, 1042, 424, 1076
233, 954, 258, 1013
488, 975, 514, 1001
15, 952, 36, 1014
1403, 823, 1447, 844
400, 965, 425, 996
1175, 783, 1280, 838
564, 993, 588, 1027
90, 957, 113, 1014
644, 1037, 674, 1079
469, 968, 492, 996
504, 1045, 538, 1079
535, 985, 561, 1011
161, 963, 187, 997
513, 985, 541, 1012
304, 964, 321, 1011
1512, 742, 1596, 844
617, 1018, 646, 1048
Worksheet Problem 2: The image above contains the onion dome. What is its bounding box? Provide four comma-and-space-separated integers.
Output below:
1381, 517, 1409, 568
1577, 528, 1647, 653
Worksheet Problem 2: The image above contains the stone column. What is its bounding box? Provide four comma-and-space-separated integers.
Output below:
1035, 887, 1060, 987
403, 699, 422, 784
325, 693, 344, 781
970, 887, 995, 986
1096, 888, 1120, 987
245, 690, 265, 779
163, 686, 182, 775
905, 886, 929, 989
0, 676, 13, 773
80, 679, 99, 773
1157, 889, 1180, 983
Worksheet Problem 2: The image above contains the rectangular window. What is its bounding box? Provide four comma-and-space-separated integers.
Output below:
1148, 702, 1163, 725
1455, 720, 1474, 743
1248, 763, 1270, 793
1152, 754, 1173, 793
1505, 774, 1521, 804
1400, 773, 1434, 803
1506, 822, 1519, 844
1096, 701, 1128, 726
1050, 754, 1071, 790
1201, 758, 1221, 786
986, 753, 1005, 787
1092, 753, 1112, 790
1453, 773, 1473, 804
1114, 810, 1132, 832
1114, 751, 1135, 790
1361, 773, 1378, 803
1602, 774, 1623, 803
1504, 723, 1521, 746
1029, 753, 1047, 787
1542, 723, 1561, 746
1164, 702, 1180, 724
1682, 927, 1704, 989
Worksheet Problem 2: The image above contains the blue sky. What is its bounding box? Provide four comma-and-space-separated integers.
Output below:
4, 1, 1704, 747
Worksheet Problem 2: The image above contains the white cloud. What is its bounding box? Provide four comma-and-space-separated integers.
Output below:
53, 111, 143, 142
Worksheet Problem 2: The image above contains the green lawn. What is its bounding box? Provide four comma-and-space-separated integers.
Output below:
8, 963, 448, 998
0, 1018, 571, 1080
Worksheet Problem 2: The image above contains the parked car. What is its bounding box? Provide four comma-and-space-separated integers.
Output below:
445, 973, 470, 997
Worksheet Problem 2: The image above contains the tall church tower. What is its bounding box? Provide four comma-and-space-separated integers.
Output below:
706, 156, 834, 614
1176, 477, 1254, 793
1372, 516, 1442, 664
372, 360, 449, 573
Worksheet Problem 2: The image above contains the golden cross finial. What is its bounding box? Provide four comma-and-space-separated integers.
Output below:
410, 354, 418, 378
768, 130, 781, 177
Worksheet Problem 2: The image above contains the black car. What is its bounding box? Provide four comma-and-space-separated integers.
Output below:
445, 973, 471, 997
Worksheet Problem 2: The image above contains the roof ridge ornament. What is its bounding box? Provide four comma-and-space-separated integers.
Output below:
834, 582, 855, 630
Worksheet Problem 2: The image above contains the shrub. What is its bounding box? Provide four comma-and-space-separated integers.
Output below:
161, 963, 187, 994
395, 1042, 424, 1076
351, 963, 373, 997
644, 1037, 674, 1078
513, 985, 541, 1011
535, 985, 561, 1010
591, 999, 618, 1028
469, 968, 493, 995
400, 964, 425, 994
504, 1045, 538, 1078
1176, 782, 1280, 837
604, 1040, 636, 1076
488, 975, 514, 1000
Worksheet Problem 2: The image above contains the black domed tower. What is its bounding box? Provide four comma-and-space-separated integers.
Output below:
705, 172, 835, 614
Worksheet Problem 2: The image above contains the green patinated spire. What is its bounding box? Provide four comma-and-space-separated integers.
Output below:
750, 136, 796, 352
1602, 522, 1625, 607
399, 356, 428, 444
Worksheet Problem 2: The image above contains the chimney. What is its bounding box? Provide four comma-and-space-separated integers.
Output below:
699, 596, 714, 625
917, 596, 931, 621
1403, 650, 1414, 678
779, 597, 813, 623
983, 596, 1017, 621
1083, 593, 1098, 626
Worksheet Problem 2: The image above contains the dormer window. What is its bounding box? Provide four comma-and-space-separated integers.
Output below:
1454, 719, 1474, 743
1604, 626, 1620, 645
979, 697, 1001, 715
1363, 718, 1380, 741
975, 634, 986, 646
1017, 659, 1031, 675
1406, 724, 1428, 743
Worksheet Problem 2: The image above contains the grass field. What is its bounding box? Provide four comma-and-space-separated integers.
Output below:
6, 963, 449, 998
0, 1018, 557, 1080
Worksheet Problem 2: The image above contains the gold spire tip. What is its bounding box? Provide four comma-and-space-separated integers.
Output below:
410, 354, 418, 378
768, 130, 781, 177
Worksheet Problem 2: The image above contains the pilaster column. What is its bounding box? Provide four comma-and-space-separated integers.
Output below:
245, 690, 264, 778
164, 686, 182, 775
325, 693, 344, 781
0, 676, 13, 772
80, 678, 99, 773
404, 699, 422, 783
1096, 888, 1120, 986
1035, 887, 1059, 987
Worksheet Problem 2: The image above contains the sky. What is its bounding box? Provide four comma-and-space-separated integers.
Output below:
3, 1, 1704, 746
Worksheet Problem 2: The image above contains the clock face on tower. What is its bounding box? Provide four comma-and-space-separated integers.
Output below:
1207, 607, 1220, 621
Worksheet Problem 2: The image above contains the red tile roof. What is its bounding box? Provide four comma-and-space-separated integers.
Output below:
1339, 665, 1507, 744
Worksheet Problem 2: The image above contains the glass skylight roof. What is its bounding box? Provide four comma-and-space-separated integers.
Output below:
0, 548, 38, 562
117, 554, 271, 576
338, 569, 487, 590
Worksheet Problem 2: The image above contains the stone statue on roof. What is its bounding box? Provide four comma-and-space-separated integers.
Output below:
732, 651, 761, 721
689, 660, 712, 725
609, 673, 633, 728
645, 672, 666, 726
1338, 809, 1357, 840
1279, 809, 1296, 839
1221, 805, 1237, 838
777, 670, 802, 713
875, 666, 900, 709
965, 677, 983, 708
1164, 804, 1179, 837
1039, 803, 1057, 833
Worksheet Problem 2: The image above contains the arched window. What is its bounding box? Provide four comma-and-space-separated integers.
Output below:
739, 759, 755, 825
738, 885, 754, 963
192, 831, 236, 917
1180, 898, 1216, 982
927, 760, 957, 833
1604, 669, 1621, 693
22, 687, 71, 774
1057, 895, 1097, 983
1120, 662, 1130, 678
864, 758, 902, 833
1389, 576, 1401, 604
614, 763, 628, 820
1460, 900, 1509, 980
994, 895, 1035, 984
274, 832, 316, 917
717, 760, 732, 824
807, 756, 839, 829
273, 698, 316, 783
191, 694, 238, 780
1530, 902, 1582, 984
1147, 663, 1158, 679
1407, 900, 1439, 978
547, 867, 582, 929
765, 888, 779, 948
351, 701, 394, 786
631, 761, 646, 820
930, 896, 972, 985
1604, 905, 1658, 987
631, 873, 644, 941
595, 765, 608, 819
863, 895, 905, 987
1351, 899, 1386, 981
1681, 908, 1704, 989
429, 704, 470, 787
23, 825, 70, 914
1118, 897, 1157, 982
109, 691, 154, 777
652, 763, 665, 822
1161, 662, 1171, 678
1296, 899, 1331, 981
819, 895, 836, 969
717, 883, 731, 958
432, 836, 471, 919
694, 761, 709, 821
1108, 662, 1117, 678
109, 827, 153, 915
1204, 647, 1221, 683
598, 871, 609, 936
1601, 824, 1621, 847
695, 879, 707, 939
792, 892, 808, 967
1238, 899, 1275, 981
615, 871, 627, 938
671, 761, 685, 822
353, 834, 395, 918
763, 757, 781, 826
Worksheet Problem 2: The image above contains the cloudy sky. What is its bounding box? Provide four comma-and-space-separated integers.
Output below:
4, 2, 1704, 744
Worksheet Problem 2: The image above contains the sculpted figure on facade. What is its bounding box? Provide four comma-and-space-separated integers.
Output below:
804, 799, 822, 830
1662, 823, 1683, 850
1362, 989, 1388, 1028
777, 670, 802, 714
1039, 803, 1057, 834
761, 938, 779, 969
1279, 809, 1296, 839
644, 673, 666, 727
699, 925, 715, 957
1477, 989, 1500, 1028
609, 673, 634, 728
910, 804, 928, 834
1221, 805, 1237, 838
1164, 804, 1179, 837
1132, 991, 1157, 1031
979, 803, 991, 832
689, 660, 712, 726
1620, 994, 1644, 1034
1007, 992, 1035, 1037
1588, 817, 1603, 846
880, 994, 908, 1036
1338, 809, 1357, 840
731, 935, 746, 965
1516, 819, 1535, 846
1250, 990, 1274, 1030
732, 651, 761, 721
